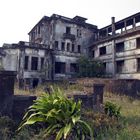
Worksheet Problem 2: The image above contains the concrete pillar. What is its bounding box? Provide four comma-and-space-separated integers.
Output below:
92, 84, 104, 105
28, 56, 31, 71
43, 56, 48, 79
0, 71, 16, 117
124, 21, 127, 33
111, 17, 116, 35
38, 57, 41, 71
20, 50, 25, 70
133, 18, 136, 29
66, 62, 70, 77
112, 40, 116, 76
18, 49, 25, 88
97, 32, 100, 39
121, 28, 123, 33
51, 51, 55, 80
106, 28, 108, 37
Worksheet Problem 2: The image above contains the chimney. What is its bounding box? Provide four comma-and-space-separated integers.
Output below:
111, 17, 115, 35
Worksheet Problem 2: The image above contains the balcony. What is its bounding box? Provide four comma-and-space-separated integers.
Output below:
63, 33, 76, 40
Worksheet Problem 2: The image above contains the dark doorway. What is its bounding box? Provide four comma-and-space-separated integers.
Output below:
70, 63, 78, 73
32, 78, 39, 88
55, 62, 66, 74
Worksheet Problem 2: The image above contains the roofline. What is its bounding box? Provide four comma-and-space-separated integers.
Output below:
100, 12, 140, 30
90, 27, 140, 46
28, 16, 49, 34
2, 41, 52, 51
28, 14, 98, 34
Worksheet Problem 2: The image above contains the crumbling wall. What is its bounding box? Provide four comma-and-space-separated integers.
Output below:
13, 95, 36, 121
0, 71, 16, 117
2, 49, 19, 71
76, 78, 140, 98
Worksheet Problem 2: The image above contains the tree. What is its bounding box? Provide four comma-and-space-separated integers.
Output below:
77, 56, 105, 78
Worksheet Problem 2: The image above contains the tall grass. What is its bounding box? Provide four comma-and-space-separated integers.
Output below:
102, 92, 140, 140
14, 82, 83, 96
14, 82, 140, 139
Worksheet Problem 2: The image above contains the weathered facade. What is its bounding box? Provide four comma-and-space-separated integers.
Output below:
1, 12, 140, 88
1, 42, 52, 88
89, 12, 140, 79
28, 14, 97, 79
0, 14, 98, 87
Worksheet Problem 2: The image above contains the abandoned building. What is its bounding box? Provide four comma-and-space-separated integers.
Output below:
1, 12, 140, 87
0, 14, 97, 87
89, 12, 140, 79
28, 14, 97, 79
0, 42, 52, 88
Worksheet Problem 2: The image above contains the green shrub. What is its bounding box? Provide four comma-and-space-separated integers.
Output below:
77, 56, 105, 78
18, 87, 93, 140
0, 116, 15, 140
105, 101, 121, 118
82, 110, 121, 137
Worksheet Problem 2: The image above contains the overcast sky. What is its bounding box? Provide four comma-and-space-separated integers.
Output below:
0, 0, 140, 46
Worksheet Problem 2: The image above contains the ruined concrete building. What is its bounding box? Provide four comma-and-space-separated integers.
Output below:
1, 42, 52, 88
89, 12, 140, 79
0, 14, 97, 88
1, 12, 140, 88
28, 14, 97, 80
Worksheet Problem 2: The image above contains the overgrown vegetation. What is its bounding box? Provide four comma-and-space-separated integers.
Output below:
18, 87, 93, 140
77, 56, 105, 78
0, 116, 15, 140
104, 101, 121, 118
1, 83, 140, 139
14, 81, 83, 96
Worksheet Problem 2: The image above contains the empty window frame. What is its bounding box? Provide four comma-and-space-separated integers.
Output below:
61, 42, 65, 51
38, 26, 41, 34
41, 57, 44, 69
116, 60, 124, 73
103, 62, 106, 73
31, 32, 35, 41
78, 45, 81, 53
55, 62, 66, 74
72, 44, 75, 52
67, 43, 70, 52
24, 56, 29, 70
116, 42, 124, 52
92, 50, 95, 58
99, 46, 106, 55
77, 29, 82, 37
55, 41, 59, 50
0, 59, 2, 68
31, 57, 38, 70
137, 58, 140, 71
66, 27, 71, 34
70, 63, 78, 73
136, 38, 140, 48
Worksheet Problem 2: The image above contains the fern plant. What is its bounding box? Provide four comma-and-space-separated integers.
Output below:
18, 87, 93, 140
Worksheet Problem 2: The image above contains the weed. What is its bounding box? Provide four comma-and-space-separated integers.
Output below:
104, 101, 121, 118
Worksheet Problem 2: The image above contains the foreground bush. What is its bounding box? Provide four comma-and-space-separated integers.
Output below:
18, 88, 93, 140
105, 101, 121, 118
0, 116, 15, 140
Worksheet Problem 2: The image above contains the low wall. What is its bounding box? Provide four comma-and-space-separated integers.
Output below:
12, 84, 104, 121
13, 95, 36, 121
74, 84, 104, 111
0, 71, 16, 117
76, 78, 140, 98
